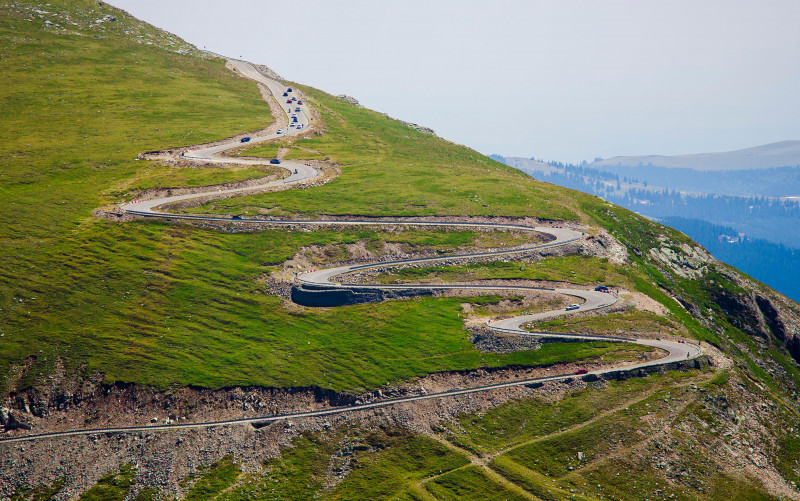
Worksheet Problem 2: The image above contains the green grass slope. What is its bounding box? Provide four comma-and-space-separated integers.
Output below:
0, 0, 641, 393
179, 82, 588, 220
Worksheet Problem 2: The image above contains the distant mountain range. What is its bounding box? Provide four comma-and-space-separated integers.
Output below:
492, 142, 800, 301
591, 140, 800, 171
493, 141, 800, 199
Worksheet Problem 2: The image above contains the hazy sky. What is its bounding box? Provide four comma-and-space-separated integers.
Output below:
110, 0, 800, 163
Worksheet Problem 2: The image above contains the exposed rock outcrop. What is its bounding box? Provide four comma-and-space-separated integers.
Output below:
397, 120, 436, 136
648, 237, 712, 279
336, 95, 362, 107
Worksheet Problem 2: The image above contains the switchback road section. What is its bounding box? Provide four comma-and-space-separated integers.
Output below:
0, 60, 703, 444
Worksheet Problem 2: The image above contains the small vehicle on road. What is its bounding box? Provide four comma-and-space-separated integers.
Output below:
297, 100, 303, 105
276, 129, 284, 134
270, 158, 281, 165
291, 97, 297, 101
286, 99, 292, 104
295, 107, 301, 112
232, 215, 242, 220
240, 137, 251, 143
287, 87, 292, 92
594, 285, 609, 292
294, 169, 298, 174
296, 124, 304, 130
574, 369, 589, 375
283, 92, 288, 97
565, 304, 580, 311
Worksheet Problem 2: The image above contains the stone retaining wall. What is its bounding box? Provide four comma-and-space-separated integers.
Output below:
290, 284, 433, 307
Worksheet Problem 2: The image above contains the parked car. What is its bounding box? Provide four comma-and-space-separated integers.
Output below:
270, 158, 281, 164
291, 97, 297, 101
240, 137, 251, 143
297, 100, 303, 105
287, 87, 293, 92
286, 99, 292, 103
565, 304, 580, 311
295, 107, 301, 112
283, 92, 288, 97
574, 369, 589, 375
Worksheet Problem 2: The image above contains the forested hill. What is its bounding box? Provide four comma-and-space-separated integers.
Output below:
497, 155, 800, 301
661, 217, 800, 302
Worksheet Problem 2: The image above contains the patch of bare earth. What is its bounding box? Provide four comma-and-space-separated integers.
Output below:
0, 341, 671, 498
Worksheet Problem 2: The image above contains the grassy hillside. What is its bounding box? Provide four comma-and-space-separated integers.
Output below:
4, 1, 800, 499
177, 81, 589, 220
0, 0, 638, 394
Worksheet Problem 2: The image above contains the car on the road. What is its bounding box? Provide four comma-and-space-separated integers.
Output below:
574, 369, 589, 375
565, 304, 580, 311
296, 124, 304, 130
240, 137, 251, 143
297, 100, 303, 105
594, 285, 609, 292
283, 92, 288, 97
232, 215, 242, 220
295, 107, 301, 112
276, 129, 284, 134
270, 158, 281, 164
291, 97, 297, 101
287, 87, 292, 92
286, 99, 292, 104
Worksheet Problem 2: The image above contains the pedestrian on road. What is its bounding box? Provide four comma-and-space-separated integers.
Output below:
687, 351, 690, 359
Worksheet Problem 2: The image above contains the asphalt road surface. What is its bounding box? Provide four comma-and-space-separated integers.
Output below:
0, 61, 702, 444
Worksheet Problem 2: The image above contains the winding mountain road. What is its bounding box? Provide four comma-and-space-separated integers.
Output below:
0, 61, 701, 444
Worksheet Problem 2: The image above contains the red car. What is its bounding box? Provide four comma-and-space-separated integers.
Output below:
574, 369, 589, 375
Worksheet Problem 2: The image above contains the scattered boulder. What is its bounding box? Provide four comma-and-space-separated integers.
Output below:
1, 407, 32, 431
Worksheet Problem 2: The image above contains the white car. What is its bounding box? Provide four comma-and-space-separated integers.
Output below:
276, 129, 284, 134
565, 304, 580, 311
296, 124, 304, 130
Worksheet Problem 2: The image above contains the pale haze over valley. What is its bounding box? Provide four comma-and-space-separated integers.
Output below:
110, 0, 800, 164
